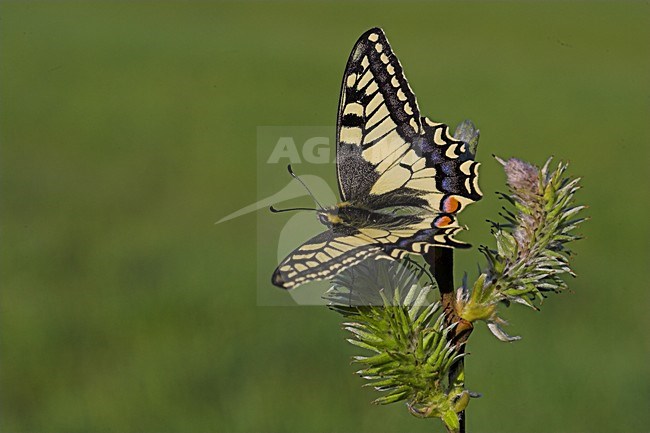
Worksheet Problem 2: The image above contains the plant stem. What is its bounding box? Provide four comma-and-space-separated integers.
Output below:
425, 248, 473, 433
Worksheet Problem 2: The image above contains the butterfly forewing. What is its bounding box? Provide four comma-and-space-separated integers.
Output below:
336, 28, 422, 202
272, 230, 386, 289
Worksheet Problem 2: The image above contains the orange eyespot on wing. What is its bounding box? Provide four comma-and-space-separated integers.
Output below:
434, 215, 453, 228
442, 196, 460, 213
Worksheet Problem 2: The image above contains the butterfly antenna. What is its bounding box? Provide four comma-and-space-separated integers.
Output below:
287, 164, 324, 209
269, 205, 317, 213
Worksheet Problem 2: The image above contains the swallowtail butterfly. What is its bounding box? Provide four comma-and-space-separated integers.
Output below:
272, 28, 482, 289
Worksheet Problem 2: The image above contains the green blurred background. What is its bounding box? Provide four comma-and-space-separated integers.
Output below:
1, 1, 649, 432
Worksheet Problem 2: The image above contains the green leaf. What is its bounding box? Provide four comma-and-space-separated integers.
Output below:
346, 338, 380, 353
352, 352, 393, 366
372, 393, 407, 405
496, 230, 518, 257
442, 410, 460, 433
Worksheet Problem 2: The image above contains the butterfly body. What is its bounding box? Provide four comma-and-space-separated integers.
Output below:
318, 202, 421, 233
272, 28, 482, 290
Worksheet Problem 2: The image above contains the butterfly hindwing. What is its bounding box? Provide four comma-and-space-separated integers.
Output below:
352, 209, 468, 258
394, 116, 482, 214
379, 214, 469, 257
